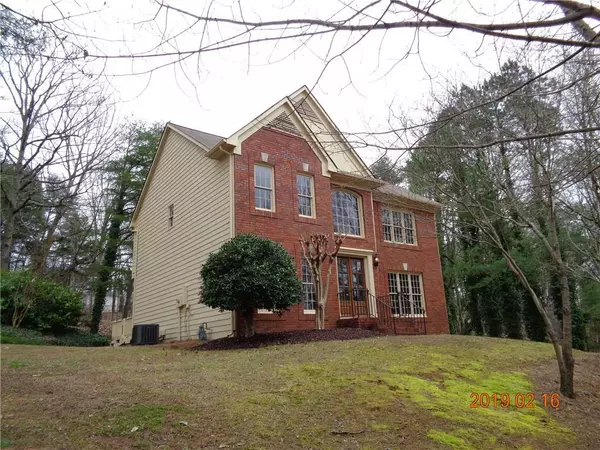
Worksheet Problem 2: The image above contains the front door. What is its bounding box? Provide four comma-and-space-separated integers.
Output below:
338, 256, 369, 317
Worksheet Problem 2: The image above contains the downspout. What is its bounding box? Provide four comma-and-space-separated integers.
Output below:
370, 193, 378, 254
178, 307, 182, 341
229, 151, 237, 337
370, 192, 379, 316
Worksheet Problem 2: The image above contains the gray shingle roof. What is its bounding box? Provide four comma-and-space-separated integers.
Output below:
169, 123, 224, 151
168, 122, 439, 207
375, 183, 441, 207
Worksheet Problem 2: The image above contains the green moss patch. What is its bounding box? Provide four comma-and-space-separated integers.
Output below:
93, 404, 190, 436
230, 338, 574, 449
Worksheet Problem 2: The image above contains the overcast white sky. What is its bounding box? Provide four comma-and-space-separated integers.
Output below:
8, 0, 586, 163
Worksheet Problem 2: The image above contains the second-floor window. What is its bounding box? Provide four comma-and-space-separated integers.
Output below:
297, 174, 314, 217
254, 164, 274, 211
382, 209, 416, 244
332, 190, 361, 236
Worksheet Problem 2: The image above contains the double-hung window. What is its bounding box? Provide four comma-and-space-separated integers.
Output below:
301, 259, 316, 312
387, 272, 425, 316
382, 209, 416, 244
297, 174, 315, 217
254, 165, 274, 211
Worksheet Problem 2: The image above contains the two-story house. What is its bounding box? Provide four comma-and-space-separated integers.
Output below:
112, 86, 449, 343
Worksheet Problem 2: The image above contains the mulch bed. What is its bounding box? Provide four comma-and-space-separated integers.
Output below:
197, 328, 379, 351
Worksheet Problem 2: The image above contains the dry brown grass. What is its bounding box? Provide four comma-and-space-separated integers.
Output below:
1, 335, 599, 449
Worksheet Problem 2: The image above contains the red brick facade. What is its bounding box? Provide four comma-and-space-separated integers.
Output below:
234, 126, 449, 335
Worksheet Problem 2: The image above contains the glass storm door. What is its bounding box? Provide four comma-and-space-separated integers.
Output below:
338, 257, 369, 317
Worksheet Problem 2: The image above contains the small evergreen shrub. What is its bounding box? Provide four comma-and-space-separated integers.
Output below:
0, 270, 84, 333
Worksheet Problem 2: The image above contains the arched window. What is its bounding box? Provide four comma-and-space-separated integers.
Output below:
331, 190, 361, 236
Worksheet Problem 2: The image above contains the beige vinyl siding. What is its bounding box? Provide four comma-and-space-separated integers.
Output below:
132, 129, 232, 341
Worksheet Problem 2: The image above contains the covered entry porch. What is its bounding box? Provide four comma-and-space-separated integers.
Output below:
335, 249, 426, 335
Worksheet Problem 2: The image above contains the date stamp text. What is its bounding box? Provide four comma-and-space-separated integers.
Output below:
469, 392, 560, 409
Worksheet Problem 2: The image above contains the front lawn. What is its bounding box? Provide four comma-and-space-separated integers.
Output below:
1, 335, 598, 449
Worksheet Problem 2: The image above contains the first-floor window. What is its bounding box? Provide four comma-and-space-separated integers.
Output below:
387, 272, 425, 316
302, 259, 316, 312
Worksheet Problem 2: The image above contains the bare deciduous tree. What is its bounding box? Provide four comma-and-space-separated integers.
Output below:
299, 233, 344, 330
0, 10, 116, 273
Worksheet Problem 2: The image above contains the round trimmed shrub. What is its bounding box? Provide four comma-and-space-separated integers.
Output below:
200, 234, 302, 337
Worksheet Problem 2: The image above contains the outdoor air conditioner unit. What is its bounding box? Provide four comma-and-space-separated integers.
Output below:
131, 324, 160, 345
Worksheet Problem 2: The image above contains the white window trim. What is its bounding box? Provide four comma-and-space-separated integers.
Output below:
382, 208, 417, 246
297, 173, 316, 218
254, 164, 275, 212
331, 189, 365, 238
388, 272, 426, 317
257, 309, 273, 314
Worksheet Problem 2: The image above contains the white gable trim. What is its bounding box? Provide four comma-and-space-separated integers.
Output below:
224, 97, 334, 177
225, 96, 288, 150
289, 86, 372, 176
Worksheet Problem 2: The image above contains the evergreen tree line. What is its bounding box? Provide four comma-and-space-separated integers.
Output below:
375, 59, 599, 350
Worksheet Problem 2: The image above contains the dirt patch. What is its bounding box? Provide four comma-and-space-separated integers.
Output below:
198, 328, 379, 351
530, 351, 600, 449
155, 339, 201, 350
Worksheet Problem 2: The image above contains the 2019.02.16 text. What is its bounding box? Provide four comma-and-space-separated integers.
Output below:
469, 392, 560, 409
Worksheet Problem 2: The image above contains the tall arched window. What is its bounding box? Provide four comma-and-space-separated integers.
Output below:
332, 190, 361, 236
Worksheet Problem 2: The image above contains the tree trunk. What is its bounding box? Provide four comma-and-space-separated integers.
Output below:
110, 282, 116, 320
555, 265, 575, 397
316, 302, 325, 329
1, 213, 15, 271
313, 266, 325, 330
123, 273, 133, 319
30, 207, 65, 275
90, 192, 126, 333
241, 309, 255, 338
314, 261, 334, 330
550, 217, 575, 397
502, 246, 574, 397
